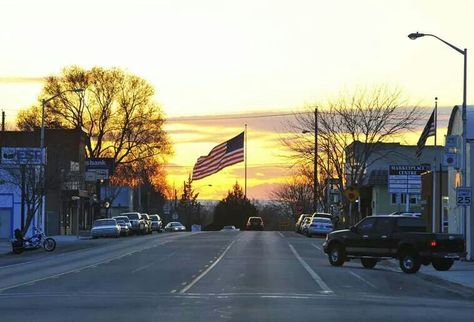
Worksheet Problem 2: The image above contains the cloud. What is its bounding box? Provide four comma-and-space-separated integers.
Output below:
0, 76, 44, 84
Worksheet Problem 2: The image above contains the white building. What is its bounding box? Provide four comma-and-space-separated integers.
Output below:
446, 105, 474, 260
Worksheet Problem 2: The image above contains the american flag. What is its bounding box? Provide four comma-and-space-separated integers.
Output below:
416, 109, 436, 158
192, 132, 244, 181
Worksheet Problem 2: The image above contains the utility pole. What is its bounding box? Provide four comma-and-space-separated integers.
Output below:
314, 107, 318, 213
1, 110, 5, 131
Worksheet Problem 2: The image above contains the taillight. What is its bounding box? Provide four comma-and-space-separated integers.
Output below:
430, 240, 437, 247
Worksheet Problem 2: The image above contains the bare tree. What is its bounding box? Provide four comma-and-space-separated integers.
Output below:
16, 66, 172, 189
1, 163, 42, 234
271, 166, 314, 216
282, 85, 423, 204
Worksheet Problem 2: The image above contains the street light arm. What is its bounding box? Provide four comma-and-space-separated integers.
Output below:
409, 32, 465, 55
426, 33, 465, 55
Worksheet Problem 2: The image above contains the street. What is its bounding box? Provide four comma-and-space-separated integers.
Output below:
0, 231, 473, 322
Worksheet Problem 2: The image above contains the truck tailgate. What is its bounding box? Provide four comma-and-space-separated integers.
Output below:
433, 234, 465, 252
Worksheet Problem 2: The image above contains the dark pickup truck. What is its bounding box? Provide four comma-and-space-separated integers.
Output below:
323, 215, 466, 273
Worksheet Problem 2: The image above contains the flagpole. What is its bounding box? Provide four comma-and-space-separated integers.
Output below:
244, 124, 247, 198
432, 97, 438, 232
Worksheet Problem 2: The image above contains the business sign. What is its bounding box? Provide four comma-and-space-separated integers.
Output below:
85, 169, 109, 182
85, 158, 114, 181
456, 187, 471, 206
85, 158, 115, 171
445, 135, 459, 149
0, 147, 45, 165
388, 165, 430, 194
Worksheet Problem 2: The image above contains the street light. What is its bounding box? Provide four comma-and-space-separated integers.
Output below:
302, 107, 318, 212
39, 88, 84, 229
408, 32, 468, 238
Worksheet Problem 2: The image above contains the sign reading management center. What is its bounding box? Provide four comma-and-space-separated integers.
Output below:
388, 165, 430, 194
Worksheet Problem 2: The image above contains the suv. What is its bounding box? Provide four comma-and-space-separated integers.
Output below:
149, 214, 163, 233
323, 215, 466, 273
295, 214, 312, 233
246, 217, 264, 231
122, 212, 147, 235
140, 213, 153, 234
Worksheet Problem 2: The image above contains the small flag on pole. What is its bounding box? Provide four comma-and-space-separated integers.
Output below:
192, 132, 244, 181
416, 109, 436, 158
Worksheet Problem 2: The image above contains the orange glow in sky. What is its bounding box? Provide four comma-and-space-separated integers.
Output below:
0, 0, 472, 199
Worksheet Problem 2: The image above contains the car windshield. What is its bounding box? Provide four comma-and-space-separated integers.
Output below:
124, 214, 140, 220
114, 217, 130, 223
94, 220, 115, 227
313, 218, 331, 223
249, 218, 262, 223
150, 215, 159, 221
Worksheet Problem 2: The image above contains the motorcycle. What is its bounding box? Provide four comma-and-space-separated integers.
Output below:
11, 227, 56, 254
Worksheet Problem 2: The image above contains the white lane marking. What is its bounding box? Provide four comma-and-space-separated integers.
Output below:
277, 232, 285, 238
288, 244, 333, 294
348, 270, 377, 289
179, 240, 236, 294
261, 295, 310, 299
311, 244, 323, 252
170, 289, 177, 293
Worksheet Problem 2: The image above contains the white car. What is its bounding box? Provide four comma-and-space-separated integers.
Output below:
165, 222, 186, 232
306, 217, 333, 237
221, 225, 240, 231
91, 219, 121, 238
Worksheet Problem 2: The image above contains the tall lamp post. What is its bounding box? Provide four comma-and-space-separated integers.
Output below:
302, 107, 318, 213
408, 32, 468, 239
39, 88, 84, 229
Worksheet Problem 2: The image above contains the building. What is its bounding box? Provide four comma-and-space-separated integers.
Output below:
446, 105, 474, 260
345, 141, 443, 221
0, 128, 91, 238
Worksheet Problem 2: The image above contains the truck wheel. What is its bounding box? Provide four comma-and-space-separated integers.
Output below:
361, 258, 377, 269
399, 251, 421, 274
328, 244, 345, 266
432, 258, 454, 271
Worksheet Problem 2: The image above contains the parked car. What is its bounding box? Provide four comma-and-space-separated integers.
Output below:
122, 212, 147, 235
389, 211, 422, 217
115, 219, 130, 236
113, 216, 132, 231
323, 215, 466, 273
300, 217, 312, 235
164, 222, 186, 232
221, 225, 239, 231
246, 217, 264, 231
295, 214, 312, 233
149, 214, 163, 233
91, 219, 121, 238
140, 213, 153, 234
306, 217, 333, 237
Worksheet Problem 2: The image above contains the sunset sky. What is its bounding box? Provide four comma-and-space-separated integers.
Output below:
1, 0, 473, 199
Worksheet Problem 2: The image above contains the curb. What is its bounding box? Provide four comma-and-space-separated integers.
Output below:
380, 258, 474, 294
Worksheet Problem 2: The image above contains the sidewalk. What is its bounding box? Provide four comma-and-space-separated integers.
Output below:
384, 258, 474, 290
0, 235, 90, 255
418, 259, 474, 290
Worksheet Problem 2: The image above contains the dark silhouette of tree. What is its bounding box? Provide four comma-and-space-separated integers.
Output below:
213, 182, 258, 230
177, 175, 201, 230
16, 65, 172, 190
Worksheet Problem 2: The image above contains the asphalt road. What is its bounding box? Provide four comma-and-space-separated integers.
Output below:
0, 231, 473, 322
